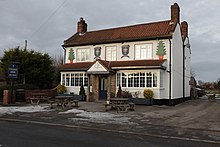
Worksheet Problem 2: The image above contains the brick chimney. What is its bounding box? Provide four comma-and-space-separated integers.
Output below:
171, 3, 180, 23
181, 21, 188, 38
77, 17, 87, 35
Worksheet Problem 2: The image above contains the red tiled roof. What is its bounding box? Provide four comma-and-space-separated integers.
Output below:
111, 60, 165, 69
63, 20, 174, 47
59, 60, 166, 71
58, 62, 93, 71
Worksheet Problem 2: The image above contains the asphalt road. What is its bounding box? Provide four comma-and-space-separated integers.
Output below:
0, 120, 219, 147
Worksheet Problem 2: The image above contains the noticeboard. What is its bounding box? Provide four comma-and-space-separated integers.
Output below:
8, 64, 18, 79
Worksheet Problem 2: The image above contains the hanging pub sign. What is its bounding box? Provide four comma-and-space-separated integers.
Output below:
8, 63, 18, 79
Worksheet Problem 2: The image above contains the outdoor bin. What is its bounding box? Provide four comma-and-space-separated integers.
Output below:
16, 89, 25, 102
3, 90, 10, 105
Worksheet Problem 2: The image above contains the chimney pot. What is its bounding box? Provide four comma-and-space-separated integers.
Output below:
77, 17, 87, 35
181, 21, 188, 38
171, 3, 180, 23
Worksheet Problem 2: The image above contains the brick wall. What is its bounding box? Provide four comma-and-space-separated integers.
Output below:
110, 74, 116, 97
91, 75, 99, 101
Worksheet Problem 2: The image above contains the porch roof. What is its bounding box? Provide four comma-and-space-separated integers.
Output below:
59, 59, 166, 72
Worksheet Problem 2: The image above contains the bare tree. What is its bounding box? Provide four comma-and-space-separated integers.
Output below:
190, 69, 196, 78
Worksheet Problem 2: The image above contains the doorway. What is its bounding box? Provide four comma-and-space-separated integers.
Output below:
99, 77, 107, 100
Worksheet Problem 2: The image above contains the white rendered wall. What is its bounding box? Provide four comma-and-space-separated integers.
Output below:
64, 40, 169, 64
171, 24, 184, 99
184, 37, 191, 97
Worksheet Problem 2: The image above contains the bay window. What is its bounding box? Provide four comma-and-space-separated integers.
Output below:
61, 73, 88, 87
116, 71, 158, 88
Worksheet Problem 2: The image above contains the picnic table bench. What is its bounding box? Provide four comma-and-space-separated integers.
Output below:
26, 93, 51, 105
49, 96, 79, 109
104, 98, 135, 112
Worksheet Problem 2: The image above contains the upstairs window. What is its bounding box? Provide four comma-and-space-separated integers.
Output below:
106, 46, 117, 61
135, 44, 153, 60
77, 48, 90, 62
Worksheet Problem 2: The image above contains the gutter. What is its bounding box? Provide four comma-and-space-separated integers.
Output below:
183, 42, 185, 100
111, 66, 166, 70
62, 46, 66, 64
62, 35, 173, 48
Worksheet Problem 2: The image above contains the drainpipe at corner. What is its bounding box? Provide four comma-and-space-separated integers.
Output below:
183, 43, 185, 101
62, 46, 66, 64
168, 38, 172, 106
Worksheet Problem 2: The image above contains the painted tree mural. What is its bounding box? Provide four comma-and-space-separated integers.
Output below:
156, 41, 166, 60
68, 48, 75, 63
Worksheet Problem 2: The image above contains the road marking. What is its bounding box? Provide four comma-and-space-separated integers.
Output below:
0, 117, 220, 144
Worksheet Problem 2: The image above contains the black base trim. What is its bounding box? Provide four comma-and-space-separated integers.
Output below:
153, 97, 191, 106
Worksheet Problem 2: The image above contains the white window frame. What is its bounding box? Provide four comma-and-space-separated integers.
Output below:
76, 48, 90, 62
62, 72, 88, 87
105, 46, 117, 61
116, 71, 158, 88
135, 44, 153, 60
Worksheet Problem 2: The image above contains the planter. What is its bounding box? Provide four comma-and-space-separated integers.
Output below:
73, 94, 85, 101
158, 55, 164, 60
70, 60, 73, 63
129, 98, 153, 105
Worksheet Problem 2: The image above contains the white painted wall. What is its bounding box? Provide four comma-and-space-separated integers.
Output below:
171, 24, 184, 99
184, 37, 191, 97
64, 39, 169, 64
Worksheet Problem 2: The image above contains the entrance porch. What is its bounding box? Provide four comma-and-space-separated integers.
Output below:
87, 74, 116, 102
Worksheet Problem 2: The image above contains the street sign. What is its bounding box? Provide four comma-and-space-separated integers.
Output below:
8, 64, 18, 79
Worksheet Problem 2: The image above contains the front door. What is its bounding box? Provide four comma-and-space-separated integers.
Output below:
99, 77, 107, 100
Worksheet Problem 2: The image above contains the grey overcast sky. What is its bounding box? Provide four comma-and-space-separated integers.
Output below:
0, 0, 219, 82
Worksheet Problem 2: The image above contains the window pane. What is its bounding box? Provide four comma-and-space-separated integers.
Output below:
66, 74, 70, 86
146, 72, 152, 87
141, 48, 146, 59
153, 73, 157, 87
106, 46, 117, 61
122, 73, 127, 87
62, 74, 65, 85
71, 74, 74, 86
79, 73, 83, 86
135, 45, 140, 59
116, 73, 121, 87
128, 74, 133, 87
84, 74, 88, 86
134, 73, 139, 87
140, 77, 145, 87
75, 74, 79, 86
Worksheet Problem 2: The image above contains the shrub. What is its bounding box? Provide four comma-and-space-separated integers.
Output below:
121, 90, 133, 98
79, 85, 86, 100
143, 89, 154, 99
56, 84, 66, 94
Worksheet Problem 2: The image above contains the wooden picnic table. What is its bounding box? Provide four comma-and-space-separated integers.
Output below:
27, 93, 49, 105
104, 98, 135, 112
49, 95, 79, 109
